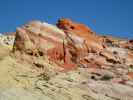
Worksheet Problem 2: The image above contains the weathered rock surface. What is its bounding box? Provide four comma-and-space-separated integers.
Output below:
0, 33, 15, 46
57, 18, 104, 53
0, 18, 133, 100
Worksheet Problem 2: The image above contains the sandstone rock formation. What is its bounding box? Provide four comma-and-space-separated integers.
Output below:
0, 33, 15, 46
0, 18, 133, 100
57, 18, 104, 53
13, 19, 107, 70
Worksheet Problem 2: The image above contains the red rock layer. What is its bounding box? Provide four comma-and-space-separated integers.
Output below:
57, 18, 104, 53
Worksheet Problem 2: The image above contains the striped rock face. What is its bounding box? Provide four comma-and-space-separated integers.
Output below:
13, 20, 77, 70
14, 21, 66, 50
13, 19, 106, 70
2, 18, 133, 100
13, 19, 133, 72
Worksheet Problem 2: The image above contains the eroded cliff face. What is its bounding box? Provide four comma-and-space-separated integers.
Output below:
0, 18, 133, 100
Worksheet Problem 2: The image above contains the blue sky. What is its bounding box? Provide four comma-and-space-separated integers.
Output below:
0, 0, 133, 39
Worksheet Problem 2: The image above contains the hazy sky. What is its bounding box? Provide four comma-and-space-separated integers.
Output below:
0, 0, 133, 39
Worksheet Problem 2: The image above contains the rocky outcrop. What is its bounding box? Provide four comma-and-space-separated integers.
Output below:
0, 33, 15, 46
120, 40, 133, 50
57, 18, 104, 53
13, 19, 107, 70
13, 20, 77, 70
12, 18, 133, 70
0, 18, 132, 100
